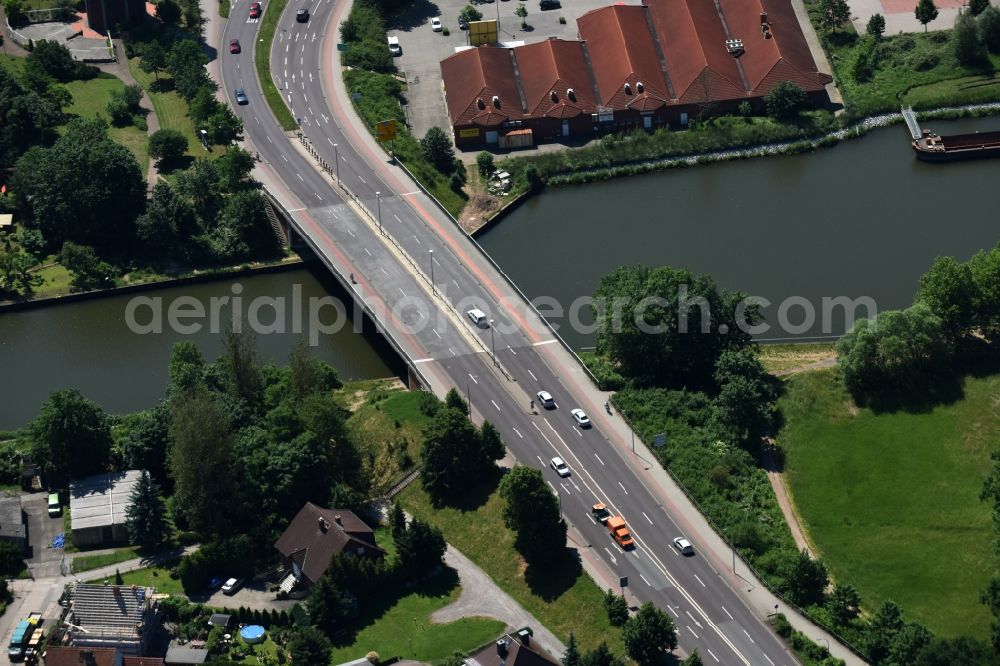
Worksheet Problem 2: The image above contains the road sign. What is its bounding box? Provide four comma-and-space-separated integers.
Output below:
337, 43, 349, 52
376, 119, 397, 143
619, 576, 628, 589
351, 92, 362, 102
653, 433, 666, 448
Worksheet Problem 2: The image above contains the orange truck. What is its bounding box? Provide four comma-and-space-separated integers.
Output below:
606, 515, 635, 549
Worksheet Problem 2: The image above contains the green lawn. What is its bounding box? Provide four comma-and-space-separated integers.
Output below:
112, 565, 188, 596
71, 546, 141, 573
254, 0, 298, 131
757, 342, 836, 375
63, 74, 150, 167
328, 567, 505, 664
777, 369, 997, 640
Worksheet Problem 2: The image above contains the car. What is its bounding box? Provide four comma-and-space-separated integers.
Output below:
221, 577, 243, 594
466, 308, 488, 327
248, 2, 261, 17
229, 38, 241, 53
431, 17, 442, 31
571, 408, 591, 427
458, 16, 469, 29
592, 502, 611, 524
536, 390, 555, 409
673, 537, 694, 555
387, 35, 402, 56
234, 87, 248, 104
550, 457, 570, 477
539, 0, 560, 8
296, 7, 309, 21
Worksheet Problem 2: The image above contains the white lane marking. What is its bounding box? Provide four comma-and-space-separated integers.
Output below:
742, 630, 755, 644
284, 56, 287, 65
618, 482, 628, 495
433, 329, 441, 339
537, 455, 544, 466
346, 229, 355, 237
528, 369, 538, 381
358, 175, 366, 184
595, 453, 605, 465
314, 193, 322, 201
512, 427, 523, 439
432, 257, 440, 266
266, 135, 273, 143
686, 611, 702, 628
398, 288, 406, 297
763, 655, 774, 666
507, 345, 517, 355
393, 214, 402, 222
639, 574, 651, 586
533, 339, 557, 346
721, 606, 733, 620
707, 649, 719, 663
587, 514, 596, 524
687, 626, 699, 639
364, 248, 372, 256
694, 574, 706, 588
296, 173, 304, 181
469, 374, 478, 384
570, 478, 581, 492
574, 429, 582, 438
328, 137, 335, 145
308, 106, 314, 115
281, 154, 288, 162
642, 511, 653, 524
450, 348, 457, 357
546, 480, 557, 494
380, 267, 388, 276
603, 547, 617, 565
667, 606, 679, 618
491, 400, 500, 412
413, 358, 434, 364
413, 235, 421, 244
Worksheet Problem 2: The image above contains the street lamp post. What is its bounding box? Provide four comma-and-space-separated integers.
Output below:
375, 191, 382, 231
333, 143, 340, 184
429, 249, 435, 294
489, 320, 497, 366
466, 375, 474, 415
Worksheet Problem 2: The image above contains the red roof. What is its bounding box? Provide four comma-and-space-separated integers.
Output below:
717, 0, 831, 95
441, 46, 523, 127
645, 0, 747, 104
45, 648, 121, 666
515, 39, 596, 119
578, 5, 670, 111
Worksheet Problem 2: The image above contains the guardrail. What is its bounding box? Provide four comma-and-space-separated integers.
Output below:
294, 131, 514, 383
612, 405, 868, 663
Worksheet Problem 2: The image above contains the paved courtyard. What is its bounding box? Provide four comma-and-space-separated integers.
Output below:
848, 0, 997, 35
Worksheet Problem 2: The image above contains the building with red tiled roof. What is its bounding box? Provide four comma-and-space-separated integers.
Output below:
44, 647, 122, 666
123, 657, 164, 666
440, 0, 831, 149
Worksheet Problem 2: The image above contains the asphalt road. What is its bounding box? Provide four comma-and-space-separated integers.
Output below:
218, 2, 799, 663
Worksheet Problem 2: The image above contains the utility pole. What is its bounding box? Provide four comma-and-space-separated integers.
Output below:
489, 320, 497, 366
333, 142, 340, 184
375, 191, 382, 231
429, 249, 435, 294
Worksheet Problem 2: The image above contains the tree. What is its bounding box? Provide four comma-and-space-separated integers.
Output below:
514, 2, 528, 28
819, 0, 851, 31
169, 388, 236, 537
864, 600, 905, 664
26, 40, 83, 82
681, 652, 704, 666
168, 40, 211, 100
476, 151, 495, 177
581, 643, 623, 666
421, 407, 504, 503
785, 549, 828, 607
421, 126, 456, 174
0, 541, 24, 577
459, 4, 483, 23
31, 388, 112, 488
917, 255, 977, 339
3, 0, 27, 26
206, 105, 243, 145
148, 128, 188, 164
390, 502, 406, 538
445, 387, 468, 414
562, 633, 581, 666
168, 341, 206, 395
121, 403, 172, 485
307, 571, 355, 633
287, 626, 332, 666
764, 80, 807, 120
218, 330, 264, 418
603, 588, 629, 627
866, 13, 886, 38
106, 85, 144, 126
712, 347, 773, 445
395, 518, 446, 576
0, 246, 41, 295
953, 10, 988, 64
979, 6, 1000, 53
125, 470, 168, 548
60, 242, 117, 290
915, 0, 938, 31
136, 182, 201, 263
980, 577, 1000, 653
498, 465, 567, 565
140, 41, 167, 80
12, 118, 145, 255
827, 583, 862, 626
212, 190, 280, 262
622, 602, 678, 666
216, 146, 255, 191
970, 0, 989, 14
174, 158, 223, 223
156, 0, 181, 23
0, 68, 65, 169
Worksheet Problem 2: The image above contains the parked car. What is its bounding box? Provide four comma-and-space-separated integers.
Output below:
387, 35, 402, 56
466, 308, 489, 327
47, 493, 60, 517
431, 17, 442, 31
539, 0, 560, 8
550, 457, 570, 477
673, 537, 694, 555
536, 390, 555, 409
296, 7, 309, 21
248, 2, 261, 17
571, 408, 591, 427
234, 87, 248, 104
221, 578, 243, 595
229, 38, 241, 53
458, 16, 469, 30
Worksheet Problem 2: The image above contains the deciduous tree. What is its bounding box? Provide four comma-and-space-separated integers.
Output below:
916, 255, 976, 339
622, 602, 677, 666
140, 41, 167, 80
287, 626, 332, 666
603, 588, 629, 627
31, 389, 112, 488
979, 6, 1000, 52
59, 241, 117, 290
148, 128, 188, 164
421, 126, 456, 174
785, 549, 828, 607
866, 12, 886, 38
498, 465, 566, 565
765, 80, 807, 120
395, 517, 445, 576
915, 0, 938, 31
819, 0, 851, 31
953, 10, 988, 64
421, 407, 503, 503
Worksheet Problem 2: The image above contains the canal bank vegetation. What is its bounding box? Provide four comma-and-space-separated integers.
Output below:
584, 263, 1000, 664
339, 0, 468, 217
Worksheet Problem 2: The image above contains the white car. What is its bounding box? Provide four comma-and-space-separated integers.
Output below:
466, 308, 488, 327
571, 408, 591, 427
221, 577, 243, 594
536, 390, 555, 409
431, 17, 443, 31
673, 537, 694, 555
550, 457, 571, 477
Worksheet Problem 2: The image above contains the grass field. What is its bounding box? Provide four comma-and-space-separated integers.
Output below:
254, 0, 298, 131
328, 567, 505, 664
777, 369, 998, 640
71, 546, 141, 573
757, 342, 836, 375
345, 383, 427, 493
114, 565, 187, 596
63, 74, 150, 167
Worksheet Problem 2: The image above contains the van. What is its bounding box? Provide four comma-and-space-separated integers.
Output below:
47, 493, 60, 517
387, 35, 402, 56
607, 516, 634, 549
466, 308, 489, 327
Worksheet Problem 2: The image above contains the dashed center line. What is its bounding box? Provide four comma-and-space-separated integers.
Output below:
706, 649, 720, 663
512, 427, 523, 439
491, 400, 501, 412
642, 511, 653, 524
742, 629, 755, 644
618, 482, 628, 495
721, 606, 733, 620
595, 453, 605, 465
694, 574, 706, 587
528, 370, 538, 381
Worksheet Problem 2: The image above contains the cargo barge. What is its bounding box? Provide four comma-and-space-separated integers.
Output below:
913, 127, 1000, 161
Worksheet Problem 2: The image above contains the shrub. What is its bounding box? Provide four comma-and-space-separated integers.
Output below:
764, 81, 806, 119
559, 15, 566, 24
953, 10, 988, 64
981, 6, 1000, 52
908, 50, 940, 70
148, 128, 188, 163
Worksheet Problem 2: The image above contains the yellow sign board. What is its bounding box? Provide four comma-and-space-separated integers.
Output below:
469, 19, 498, 46
376, 119, 397, 142
459, 128, 481, 138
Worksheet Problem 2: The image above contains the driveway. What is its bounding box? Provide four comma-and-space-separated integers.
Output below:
193, 580, 298, 612
24, 492, 67, 579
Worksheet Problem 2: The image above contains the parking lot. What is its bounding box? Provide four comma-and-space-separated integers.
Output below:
386, 0, 639, 147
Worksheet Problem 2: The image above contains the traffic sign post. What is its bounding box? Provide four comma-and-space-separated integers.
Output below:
619, 576, 628, 597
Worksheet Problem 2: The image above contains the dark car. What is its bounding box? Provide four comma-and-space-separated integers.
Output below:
229, 38, 241, 53
235, 87, 248, 104
458, 16, 469, 29
539, 0, 560, 8
296, 8, 309, 21
249, 1, 261, 17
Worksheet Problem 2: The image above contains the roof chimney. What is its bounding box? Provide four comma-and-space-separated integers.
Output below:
636, 81, 644, 93
624, 82, 631, 95
318, 517, 329, 532
550, 91, 558, 103
567, 88, 576, 101
492, 95, 501, 108
477, 98, 485, 109
333, 515, 342, 526
517, 629, 531, 646
496, 640, 508, 657
760, 11, 768, 24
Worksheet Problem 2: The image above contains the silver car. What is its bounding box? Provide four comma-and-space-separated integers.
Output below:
673, 537, 694, 555
537, 390, 555, 409
571, 408, 591, 427
550, 457, 570, 477
234, 87, 248, 105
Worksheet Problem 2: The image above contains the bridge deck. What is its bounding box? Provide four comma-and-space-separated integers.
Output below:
902, 106, 922, 140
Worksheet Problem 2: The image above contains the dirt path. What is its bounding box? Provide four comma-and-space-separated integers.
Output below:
765, 462, 815, 558
773, 356, 837, 377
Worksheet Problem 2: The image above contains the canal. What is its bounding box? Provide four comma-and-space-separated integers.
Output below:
0, 267, 398, 431
479, 116, 1000, 351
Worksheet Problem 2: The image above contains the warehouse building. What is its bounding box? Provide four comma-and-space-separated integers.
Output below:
62, 583, 159, 656
69, 470, 141, 547
441, 0, 832, 148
